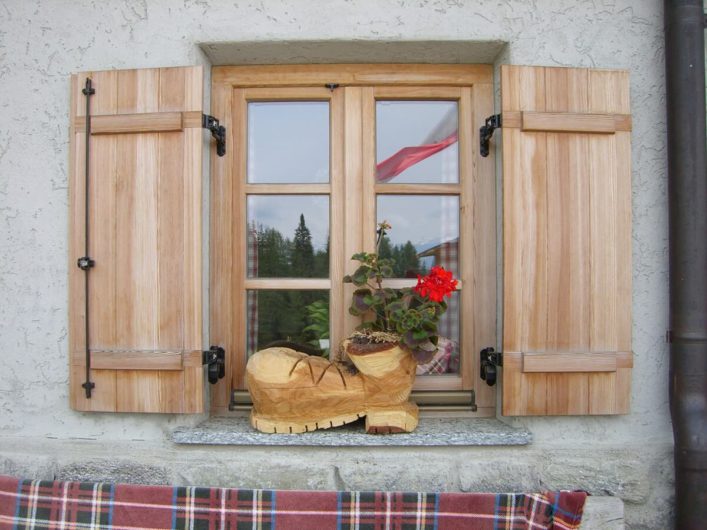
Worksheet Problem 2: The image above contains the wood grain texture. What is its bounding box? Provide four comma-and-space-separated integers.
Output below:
501, 65, 632, 416
470, 82, 497, 412
329, 89, 346, 356
343, 87, 365, 341
521, 111, 628, 133
213, 64, 493, 88
458, 86, 474, 391
208, 79, 234, 411
69, 66, 205, 413
85, 350, 201, 370
230, 88, 248, 390
522, 352, 627, 372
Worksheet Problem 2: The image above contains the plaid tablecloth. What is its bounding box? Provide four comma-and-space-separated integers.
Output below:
0, 475, 586, 530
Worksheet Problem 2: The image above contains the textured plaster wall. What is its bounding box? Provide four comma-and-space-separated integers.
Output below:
0, 1, 673, 528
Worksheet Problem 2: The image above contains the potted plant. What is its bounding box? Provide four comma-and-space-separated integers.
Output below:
343, 221, 458, 364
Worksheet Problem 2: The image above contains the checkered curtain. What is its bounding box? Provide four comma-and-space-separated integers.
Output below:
246, 223, 259, 355
438, 195, 460, 369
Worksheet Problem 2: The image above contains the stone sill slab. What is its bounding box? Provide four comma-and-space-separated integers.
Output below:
172, 417, 531, 446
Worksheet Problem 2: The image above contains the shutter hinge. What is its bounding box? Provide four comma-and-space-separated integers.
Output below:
202, 345, 226, 385
480, 347, 502, 386
480, 113, 502, 158
202, 114, 226, 157
77, 256, 95, 270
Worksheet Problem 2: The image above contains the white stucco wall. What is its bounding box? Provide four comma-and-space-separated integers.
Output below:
0, 1, 674, 528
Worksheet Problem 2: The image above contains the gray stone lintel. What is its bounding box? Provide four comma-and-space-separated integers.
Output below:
172, 417, 531, 447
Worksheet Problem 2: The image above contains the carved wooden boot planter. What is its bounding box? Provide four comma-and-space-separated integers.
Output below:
246, 338, 419, 434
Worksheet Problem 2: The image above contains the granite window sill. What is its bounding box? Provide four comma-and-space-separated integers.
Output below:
172, 417, 531, 447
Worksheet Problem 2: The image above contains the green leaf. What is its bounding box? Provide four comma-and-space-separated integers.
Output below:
351, 265, 371, 286
343, 275, 353, 283
351, 288, 374, 314
411, 345, 436, 364
412, 329, 429, 341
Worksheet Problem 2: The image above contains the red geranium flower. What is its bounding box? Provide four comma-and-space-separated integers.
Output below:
414, 266, 458, 303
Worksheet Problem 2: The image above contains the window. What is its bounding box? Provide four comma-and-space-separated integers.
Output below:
68, 64, 632, 416
210, 66, 497, 415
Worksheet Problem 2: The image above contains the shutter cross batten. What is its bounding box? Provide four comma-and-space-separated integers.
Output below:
500, 65, 633, 416
68, 66, 212, 413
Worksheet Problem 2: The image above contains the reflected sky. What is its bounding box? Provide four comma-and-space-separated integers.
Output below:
248, 101, 329, 183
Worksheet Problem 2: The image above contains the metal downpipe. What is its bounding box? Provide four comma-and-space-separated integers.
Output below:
664, 0, 707, 528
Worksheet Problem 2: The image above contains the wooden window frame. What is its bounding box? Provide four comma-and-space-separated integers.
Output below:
209, 65, 497, 417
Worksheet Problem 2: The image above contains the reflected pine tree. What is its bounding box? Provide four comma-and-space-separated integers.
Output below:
377, 235, 424, 277
252, 214, 329, 353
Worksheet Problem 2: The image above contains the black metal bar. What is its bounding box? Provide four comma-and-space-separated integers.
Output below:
80, 78, 95, 399
665, 1, 707, 528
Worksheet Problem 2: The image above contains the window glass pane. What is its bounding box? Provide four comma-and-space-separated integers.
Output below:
247, 101, 330, 183
376, 101, 458, 184
416, 291, 460, 376
376, 195, 460, 278
247, 195, 329, 278
246, 290, 330, 358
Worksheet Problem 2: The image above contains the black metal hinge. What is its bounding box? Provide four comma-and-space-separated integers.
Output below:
480, 113, 501, 158
480, 347, 503, 386
202, 115, 226, 157
202, 345, 226, 385
77, 257, 95, 270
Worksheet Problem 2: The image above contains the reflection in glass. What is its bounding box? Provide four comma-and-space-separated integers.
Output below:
248, 101, 329, 183
247, 195, 329, 278
416, 291, 461, 375
376, 101, 459, 184
376, 195, 460, 278
246, 290, 330, 357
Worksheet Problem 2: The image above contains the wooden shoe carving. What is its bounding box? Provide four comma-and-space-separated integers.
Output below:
247, 341, 419, 434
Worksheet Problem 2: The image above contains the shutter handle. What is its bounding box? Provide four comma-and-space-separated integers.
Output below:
203, 346, 226, 384
480, 347, 503, 386
202, 115, 226, 157
480, 114, 501, 158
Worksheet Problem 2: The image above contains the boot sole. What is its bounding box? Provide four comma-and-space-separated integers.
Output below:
250, 410, 365, 434
365, 404, 418, 434
250, 403, 419, 435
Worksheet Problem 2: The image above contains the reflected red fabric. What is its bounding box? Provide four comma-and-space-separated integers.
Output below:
376, 132, 458, 182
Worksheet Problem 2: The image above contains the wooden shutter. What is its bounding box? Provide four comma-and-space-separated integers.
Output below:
69, 66, 205, 413
501, 65, 632, 415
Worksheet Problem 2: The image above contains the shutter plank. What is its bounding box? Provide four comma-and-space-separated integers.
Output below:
88, 71, 119, 357
70, 66, 205, 413
502, 126, 524, 354
502, 65, 632, 416
520, 67, 548, 412
159, 67, 186, 112
158, 132, 185, 348
181, 125, 204, 413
